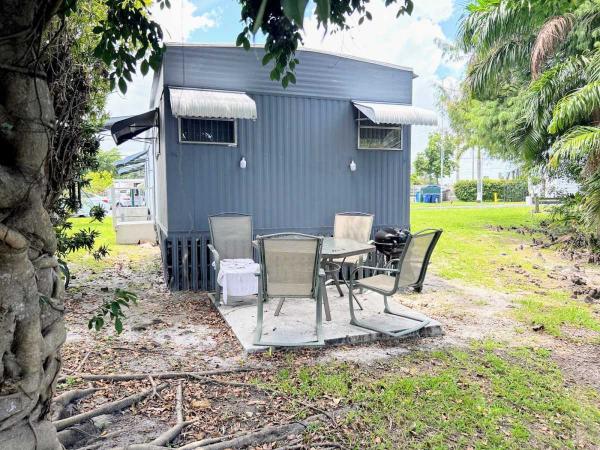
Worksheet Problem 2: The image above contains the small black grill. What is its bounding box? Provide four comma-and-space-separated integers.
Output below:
374, 227, 410, 261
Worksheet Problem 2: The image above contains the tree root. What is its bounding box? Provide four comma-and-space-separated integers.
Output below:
51, 386, 102, 421
76, 431, 122, 450
109, 381, 196, 450
70, 367, 259, 382
54, 383, 168, 431
57, 422, 97, 448
184, 411, 331, 450
105, 403, 347, 450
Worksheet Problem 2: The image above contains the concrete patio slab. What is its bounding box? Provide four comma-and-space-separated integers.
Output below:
214, 285, 443, 352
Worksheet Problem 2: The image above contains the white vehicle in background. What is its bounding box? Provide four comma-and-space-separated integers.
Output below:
74, 191, 110, 217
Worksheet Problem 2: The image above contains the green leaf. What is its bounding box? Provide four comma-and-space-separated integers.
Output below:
118, 78, 127, 94
236, 31, 246, 47
282, 74, 290, 88
262, 52, 275, 66
282, 0, 309, 28
252, 0, 269, 34
115, 317, 123, 334
123, 70, 133, 82
242, 37, 250, 51
405, 0, 414, 15
315, 0, 331, 25
270, 67, 281, 81
135, 47, 146, 59
141, 60, 149, 76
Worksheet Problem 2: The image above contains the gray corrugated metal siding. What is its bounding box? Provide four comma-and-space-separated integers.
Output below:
156, 45, 413, 290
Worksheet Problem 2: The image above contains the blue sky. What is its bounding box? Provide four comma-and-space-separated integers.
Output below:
103, 0, 513, 179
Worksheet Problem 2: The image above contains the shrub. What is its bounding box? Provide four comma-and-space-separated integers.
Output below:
453, 179, 528, 202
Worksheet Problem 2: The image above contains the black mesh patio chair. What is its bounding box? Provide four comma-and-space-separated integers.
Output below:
254, 233, 325, 347
208, 213, 253, 305
348, 229, 442, 337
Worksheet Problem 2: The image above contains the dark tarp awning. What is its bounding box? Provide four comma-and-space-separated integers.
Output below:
110, 109, 158, 145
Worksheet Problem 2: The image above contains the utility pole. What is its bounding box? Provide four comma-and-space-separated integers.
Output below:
476, 147, 483, 202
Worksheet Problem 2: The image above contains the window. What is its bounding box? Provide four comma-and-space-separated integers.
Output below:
179, 117, 236, 145
357, 112, 402, 150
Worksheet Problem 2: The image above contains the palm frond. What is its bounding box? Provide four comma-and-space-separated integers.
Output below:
511, 55, 588, 156
581, 169, 600, 232
466, 38, 531, 95
549, 81, 600, 133
458, 1, 531, 52
587, 49, 600, 82
550, 125, 600, 166
531, 15, 574, 79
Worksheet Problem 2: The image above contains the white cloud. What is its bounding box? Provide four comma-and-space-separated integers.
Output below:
152, 0, 218, 42
301, 0, 461, 157
412, 0, 454, 23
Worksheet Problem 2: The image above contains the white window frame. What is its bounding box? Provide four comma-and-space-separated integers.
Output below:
178, 117, 237, 146
356, 112, 403, 151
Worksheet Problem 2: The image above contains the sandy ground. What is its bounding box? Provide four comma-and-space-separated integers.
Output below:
59, 243, 600, 448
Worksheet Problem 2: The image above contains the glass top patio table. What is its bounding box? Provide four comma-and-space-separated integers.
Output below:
321, 237, 375, 259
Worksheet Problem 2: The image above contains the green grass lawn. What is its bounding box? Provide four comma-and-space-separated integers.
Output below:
65, 216, 150, 270
411, 200, 527, 209
411, 205, 544, 290
411, 206, 600, 339
265, 344, 600, 449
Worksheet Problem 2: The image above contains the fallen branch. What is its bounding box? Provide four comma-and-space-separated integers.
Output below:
71, 367, 259, 382
176, 381, 184, 423
54, 383, 168, 431
63, 350, 92, 375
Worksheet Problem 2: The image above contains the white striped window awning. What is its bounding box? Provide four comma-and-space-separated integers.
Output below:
169, 87, 257, 120
353, 101, 438, 126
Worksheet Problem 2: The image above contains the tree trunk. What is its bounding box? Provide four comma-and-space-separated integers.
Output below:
0, 1, 64, 449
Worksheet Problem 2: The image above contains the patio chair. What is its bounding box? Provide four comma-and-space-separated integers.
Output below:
254, 233, 325, 347
348, 229, 442, 338
327, 212, 374, 297
208, 213, 253, 305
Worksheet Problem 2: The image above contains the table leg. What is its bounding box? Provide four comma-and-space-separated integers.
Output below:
332, 272, 344, 297
320, 276, 332, 321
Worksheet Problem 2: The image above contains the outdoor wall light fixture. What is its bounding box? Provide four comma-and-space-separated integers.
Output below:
239, 157, 247, 169
349, 160, 357, 172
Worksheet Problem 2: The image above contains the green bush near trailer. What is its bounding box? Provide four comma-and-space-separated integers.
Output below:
453, 179, 528, 202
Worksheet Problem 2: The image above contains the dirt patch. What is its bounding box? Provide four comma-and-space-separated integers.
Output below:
59, 241, 600, 448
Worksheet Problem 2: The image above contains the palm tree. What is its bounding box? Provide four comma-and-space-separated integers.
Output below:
458, 0, 600, 231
